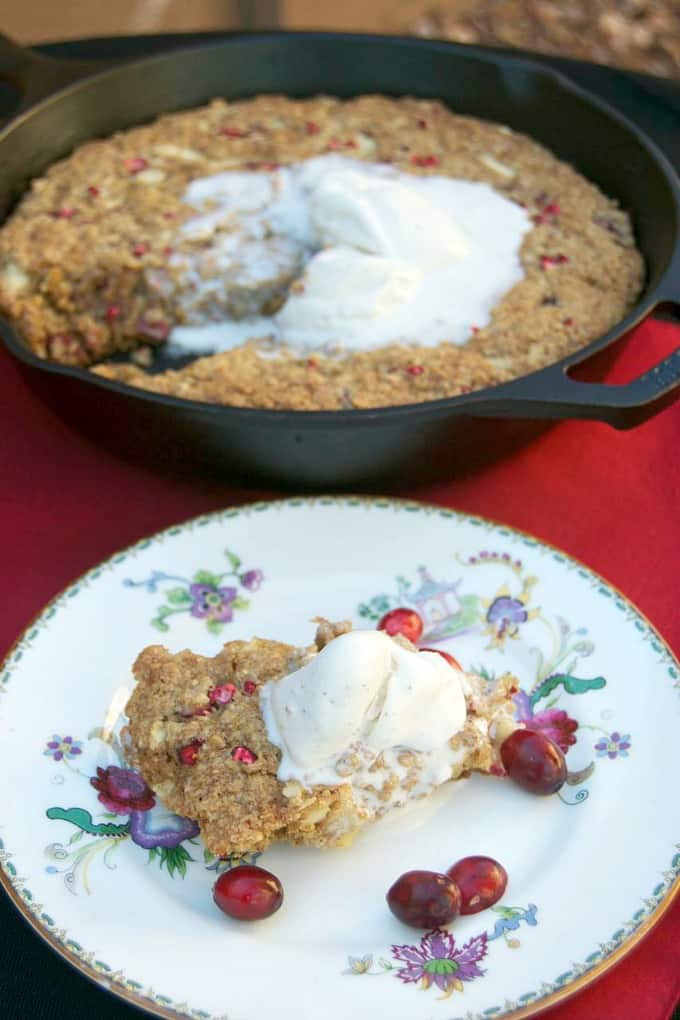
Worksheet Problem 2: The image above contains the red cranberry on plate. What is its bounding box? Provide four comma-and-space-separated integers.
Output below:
377, 608, 424, 644
446, 856, 507, 914
420, 648, 462, 670
500, 729, 567, 796
213, 865, 283, 921
386, 869, 461, 928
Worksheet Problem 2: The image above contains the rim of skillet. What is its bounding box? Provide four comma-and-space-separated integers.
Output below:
1, 30, 679, 425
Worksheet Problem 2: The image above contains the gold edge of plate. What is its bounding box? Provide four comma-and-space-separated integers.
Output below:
0, 871, 185, 1020
2, 856, 679, 1020
1, 493, 679, 1020
505, 878, 680, 1020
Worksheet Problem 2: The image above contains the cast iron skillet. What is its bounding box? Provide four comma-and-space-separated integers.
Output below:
1, 31, 679, 489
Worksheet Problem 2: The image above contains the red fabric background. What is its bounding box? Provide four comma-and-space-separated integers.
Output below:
1, 320, 679, 1019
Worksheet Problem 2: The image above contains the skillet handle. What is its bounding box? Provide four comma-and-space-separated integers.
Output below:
479, 331, 680, 429
0, 33, 107, 115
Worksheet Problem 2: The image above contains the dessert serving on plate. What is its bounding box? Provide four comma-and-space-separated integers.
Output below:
3, 497, 677, 1012
0, 94, 644, 410
124, 619, 520, 857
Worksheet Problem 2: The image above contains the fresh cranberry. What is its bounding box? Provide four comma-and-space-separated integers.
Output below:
420, 648, 462, 670
87, 185, 100, 197
231, 745, 257, 764
446, 856, 507, 914
500, 729, 567, 795
386, 870, 461, 928
209, 683, 237, 706
213, 865, 283, 921
410, 154, 439, 168
124, 156, 149, 174
540, 254, 569, 270
533, 202, 561, 225
219, 126, 247, 138
377, 608, 424, 644
178, 739, 203, 766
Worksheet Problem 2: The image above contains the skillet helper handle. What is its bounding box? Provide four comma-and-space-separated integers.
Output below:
0, 33, 107, 115
484, 339, 680, 429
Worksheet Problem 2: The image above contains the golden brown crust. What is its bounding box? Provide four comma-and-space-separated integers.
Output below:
125, 637, 307, 855
0, 94, 644, 408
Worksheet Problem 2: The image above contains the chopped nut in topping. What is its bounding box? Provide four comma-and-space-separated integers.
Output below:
479, 154, 516, 178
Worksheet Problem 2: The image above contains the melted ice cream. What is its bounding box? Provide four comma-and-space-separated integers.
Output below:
169, 155, 531, 355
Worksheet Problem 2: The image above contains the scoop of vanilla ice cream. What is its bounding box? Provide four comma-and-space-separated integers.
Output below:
260, 630, 467, 786
275, 246, 421, 338
308, 166, 470, 266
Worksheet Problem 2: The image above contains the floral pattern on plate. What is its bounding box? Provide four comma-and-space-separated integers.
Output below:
358, 549, 629, 806
42, 731, 260, 893
347, 905, 539, 999
123, 548, 263, 634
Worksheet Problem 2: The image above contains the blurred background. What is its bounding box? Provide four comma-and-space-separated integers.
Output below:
0, 0, 678, 78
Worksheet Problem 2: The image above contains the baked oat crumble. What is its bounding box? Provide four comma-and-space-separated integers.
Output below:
124, 620, 519, 856
0, 94, 644, 411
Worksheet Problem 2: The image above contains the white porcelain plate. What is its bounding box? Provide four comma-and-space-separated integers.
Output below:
1, 498, 679, 1020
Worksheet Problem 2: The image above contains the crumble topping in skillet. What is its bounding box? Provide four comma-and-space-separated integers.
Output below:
0, 94, 643, 410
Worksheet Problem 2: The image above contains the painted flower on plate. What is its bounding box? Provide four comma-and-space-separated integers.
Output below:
43, 735, 83, 762
90, 766, 156, 815
189, 583, 237, 622
347, 955, 373, 974
240, 569, 264, 591
531, 708, 579, 751
594, 732, 631, 759
513, 692, 578, 753
486, 595, 528, 639
391, 928, 487, 997
128, 808, 199, 849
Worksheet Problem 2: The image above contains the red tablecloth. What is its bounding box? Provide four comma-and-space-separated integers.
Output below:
2, 320, 679, 1020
